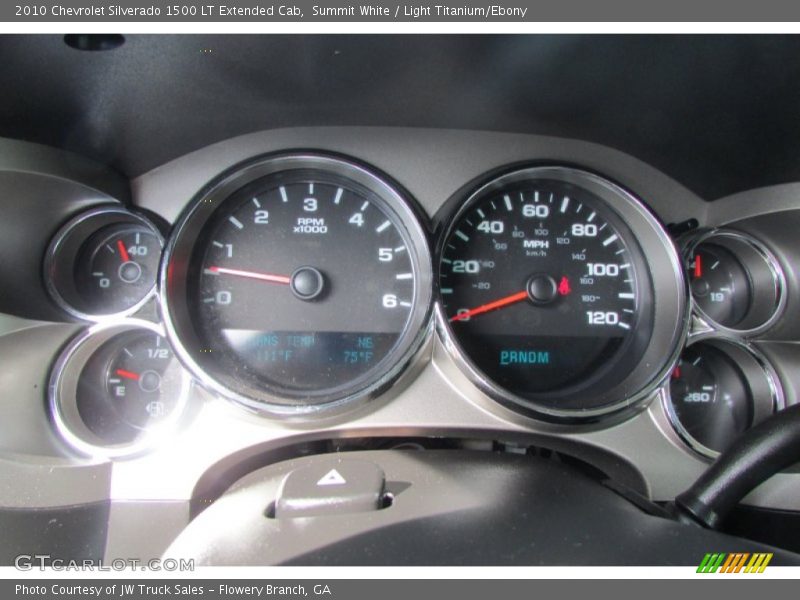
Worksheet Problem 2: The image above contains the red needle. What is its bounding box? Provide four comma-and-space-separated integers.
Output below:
115, 369, 140, 381
450, 290, 529, 322
117, 240, 130, 263
693, 254, 702, 279
208, 266, 291, 285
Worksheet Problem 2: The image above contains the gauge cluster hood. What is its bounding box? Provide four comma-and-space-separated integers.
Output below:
3, 35, 800, 200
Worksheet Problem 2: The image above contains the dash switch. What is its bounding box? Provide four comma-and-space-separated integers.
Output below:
274, 459, 386, 518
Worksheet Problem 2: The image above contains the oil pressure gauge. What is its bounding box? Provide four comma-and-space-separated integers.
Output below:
44, 207, 164, 321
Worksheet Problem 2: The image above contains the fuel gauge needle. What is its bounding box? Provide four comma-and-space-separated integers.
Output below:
115, 369, 140, 381
207, 266, 291, 285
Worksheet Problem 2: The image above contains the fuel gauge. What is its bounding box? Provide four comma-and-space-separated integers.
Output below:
49, 321, 191, 457
79, 330, 184, 442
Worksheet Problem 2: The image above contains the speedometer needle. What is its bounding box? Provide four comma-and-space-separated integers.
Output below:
207, 266, 291, 285
450, 290, 528, 322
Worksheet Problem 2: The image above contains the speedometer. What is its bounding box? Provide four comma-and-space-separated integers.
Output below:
436, 167, 687, 422
161, 154, 432, 417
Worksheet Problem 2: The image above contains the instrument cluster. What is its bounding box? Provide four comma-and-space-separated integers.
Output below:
40, 151, 795, 461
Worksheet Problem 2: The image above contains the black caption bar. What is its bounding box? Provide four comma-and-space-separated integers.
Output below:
3, 580, 796, 600
6, 0, 800, 22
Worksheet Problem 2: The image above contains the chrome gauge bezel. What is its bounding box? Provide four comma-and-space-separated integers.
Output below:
662, 332, 784, 459
682, 229, 787, 337
160, 153, 434, 419
48, 319, 193, 459
434, 166, 689, 424
43, 206, 164, 322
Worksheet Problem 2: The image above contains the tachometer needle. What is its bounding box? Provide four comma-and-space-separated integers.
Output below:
450, 290, 528, 322
115, 369, 140, 381
207, 266, 291, 285
117, 240, 130, 263
693, 254, 702, 279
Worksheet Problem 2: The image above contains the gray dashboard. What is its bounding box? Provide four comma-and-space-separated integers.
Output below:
2, 127, 800, 562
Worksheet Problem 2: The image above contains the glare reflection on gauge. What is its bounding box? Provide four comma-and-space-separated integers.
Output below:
49, 320, 191, 458
665, 337, 783, 457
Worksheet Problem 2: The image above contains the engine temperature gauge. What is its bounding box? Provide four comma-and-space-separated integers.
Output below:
665, 338, 783, 457
668, 344, 752, 453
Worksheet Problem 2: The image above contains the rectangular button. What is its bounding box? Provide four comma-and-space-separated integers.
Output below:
274, 459, 386, 518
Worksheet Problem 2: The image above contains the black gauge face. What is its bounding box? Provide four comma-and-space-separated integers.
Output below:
77, 331, 184, 444
688, 243, 751, 328
45, 209, 164, 321
75, 225, 161, 315
192, 177, 413, 396
439, 170, 659, 415
685, 232, 784, 334
164, 156, 432, 413
668, 344, 753, 454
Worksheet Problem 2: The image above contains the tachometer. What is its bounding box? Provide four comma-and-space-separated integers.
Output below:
436, 166, 687, 421
161, 154, 432, 417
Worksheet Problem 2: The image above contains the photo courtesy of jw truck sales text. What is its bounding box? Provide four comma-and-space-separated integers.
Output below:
15, 584, 332, 597
2, 30, 800, 573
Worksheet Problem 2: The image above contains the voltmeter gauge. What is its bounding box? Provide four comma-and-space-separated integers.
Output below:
685, 230, 785, 335
49, 321, 191, 457
435, 166, 687, 422
44, 207, 164, 321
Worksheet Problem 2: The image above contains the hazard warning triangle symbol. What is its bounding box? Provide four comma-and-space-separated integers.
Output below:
316, 469, 347, 486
